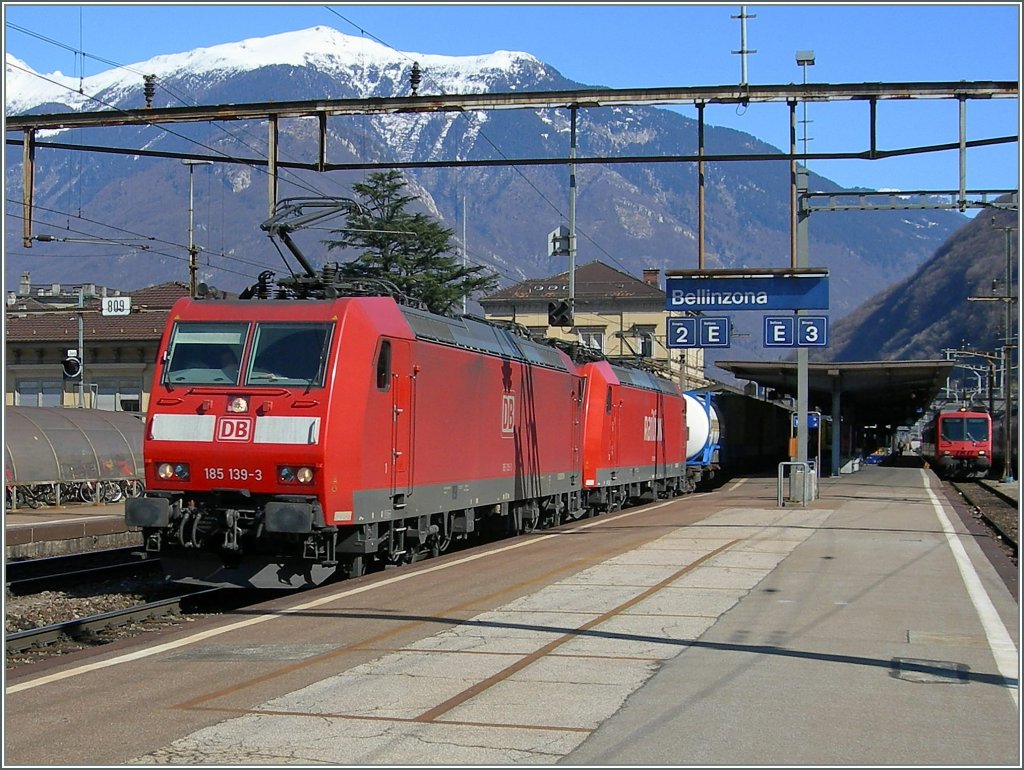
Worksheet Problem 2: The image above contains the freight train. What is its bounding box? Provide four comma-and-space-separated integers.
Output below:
683, 390, 722, 486
677, 385, 795, 487
126, 267, 719, 588
920, 407, 993, 479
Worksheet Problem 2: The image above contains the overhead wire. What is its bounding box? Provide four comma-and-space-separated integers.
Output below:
4, 60, 344, 205
6, 19, 515, 278
6, 21, 351, 201
5, 198, 272, 282
4, 18, 361, 209
6, 14, 630, 289
4, 59, 345, 283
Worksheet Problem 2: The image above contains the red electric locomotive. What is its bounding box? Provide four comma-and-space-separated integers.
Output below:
127, 276, 592, 588
920, 408, 993, 479
126, 261, 698, 589
579, 359, 689, 512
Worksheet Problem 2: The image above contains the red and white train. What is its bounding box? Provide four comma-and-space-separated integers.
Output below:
920, 407, 993, 480
126, 271, 700, 588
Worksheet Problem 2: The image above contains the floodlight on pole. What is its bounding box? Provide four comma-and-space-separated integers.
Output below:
182, 159, 213, 297
796, 51, 815, 162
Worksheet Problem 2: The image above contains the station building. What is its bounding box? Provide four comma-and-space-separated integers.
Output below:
4, 274, 189, 413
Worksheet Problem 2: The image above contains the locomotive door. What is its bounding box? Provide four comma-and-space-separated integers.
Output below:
654, 392, 666, 480
608, 384, 620, 470
389, 339, 414, 506
570, 376, 584, 484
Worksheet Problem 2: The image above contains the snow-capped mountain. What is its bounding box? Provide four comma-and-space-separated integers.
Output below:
5, 25, 968, 362
5, 26, 556, 113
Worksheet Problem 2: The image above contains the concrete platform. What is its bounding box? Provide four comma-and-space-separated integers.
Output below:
5, 502, 140, 560
5, 466, 1019, 766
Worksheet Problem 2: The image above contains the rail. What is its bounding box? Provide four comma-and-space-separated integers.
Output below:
5, 588, 222, 654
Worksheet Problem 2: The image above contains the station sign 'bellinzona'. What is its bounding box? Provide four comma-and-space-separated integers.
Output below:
664, 268, 830, 349
665, 270, 829, 311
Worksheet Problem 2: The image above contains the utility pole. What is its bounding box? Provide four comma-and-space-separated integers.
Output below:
997, 224, 1017, 482
77, 287, 84, 407
568, 106, 578, 318
968, 221, 1017, 483
182, 159, 212, 297
796, 51, 815, 161
462, 194, 468, 315
732, 6, 756, 86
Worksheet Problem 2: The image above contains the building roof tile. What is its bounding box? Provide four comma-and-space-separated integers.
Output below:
5, 282, 189, 344
480, 261, 663, 303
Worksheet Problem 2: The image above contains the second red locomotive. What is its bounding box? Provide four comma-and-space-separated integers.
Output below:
920, 408, 993, 479
126, 267, 690, 588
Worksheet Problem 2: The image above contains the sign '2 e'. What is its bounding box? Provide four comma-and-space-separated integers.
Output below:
667, 317, 731, 348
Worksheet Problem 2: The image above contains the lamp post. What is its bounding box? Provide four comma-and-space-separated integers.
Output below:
792, 50, 815, 495
796, 51, 815, 162
182, 159, 212, 297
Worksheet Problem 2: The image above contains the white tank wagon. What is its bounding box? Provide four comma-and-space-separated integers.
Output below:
683, 391, 722, 487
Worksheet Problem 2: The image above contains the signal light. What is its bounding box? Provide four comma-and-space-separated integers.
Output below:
640, 334, 653, 357
548, 299, 573, 328
62, 355, 82, 380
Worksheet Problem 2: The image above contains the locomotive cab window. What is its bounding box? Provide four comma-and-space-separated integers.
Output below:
941, 417, 989, 442
164, 322, 248, 385
376, 340, 392, 391
245, 323, 333, 387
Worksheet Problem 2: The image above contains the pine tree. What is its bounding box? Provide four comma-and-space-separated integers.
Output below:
323, 171, 498, 315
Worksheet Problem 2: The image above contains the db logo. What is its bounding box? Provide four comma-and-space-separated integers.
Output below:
217, 417, 253, 442
501, 394, 515, 435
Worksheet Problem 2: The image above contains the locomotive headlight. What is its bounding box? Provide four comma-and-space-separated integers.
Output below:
157, 462, 190, 480
277, 465, 314, 484
228, 397, 249, 413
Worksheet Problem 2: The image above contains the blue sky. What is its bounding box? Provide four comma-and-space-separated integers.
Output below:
3, 2, 1021, 195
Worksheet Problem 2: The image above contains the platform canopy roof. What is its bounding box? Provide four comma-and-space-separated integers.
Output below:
4, 406, 143, 485
714, 359, 956, 428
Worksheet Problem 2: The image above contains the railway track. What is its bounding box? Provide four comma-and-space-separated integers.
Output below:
5, 547, 160, 594
4, 548, 282, 667
5, 589, 222, 654
949, 479, 1018, 559
6, 547, 214, 662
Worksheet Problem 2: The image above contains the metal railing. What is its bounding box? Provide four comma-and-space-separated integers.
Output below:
778, 461, 817, 507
